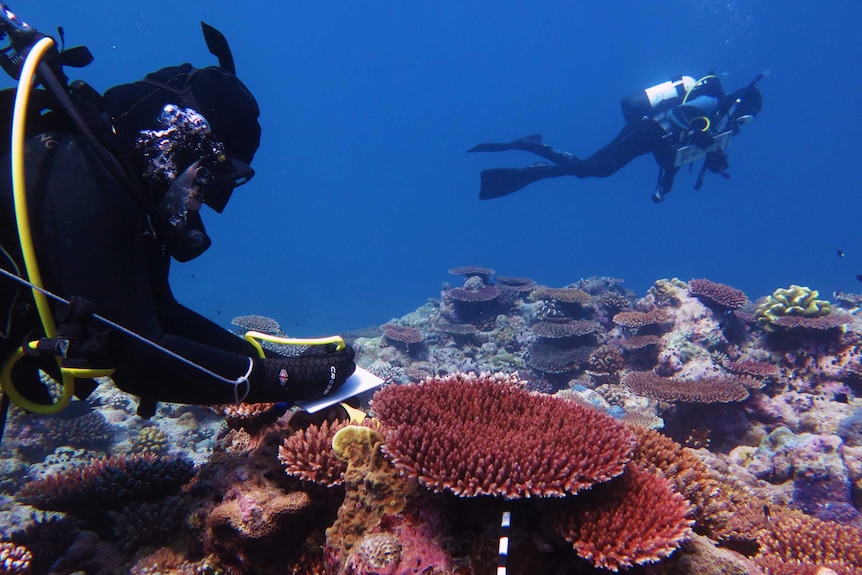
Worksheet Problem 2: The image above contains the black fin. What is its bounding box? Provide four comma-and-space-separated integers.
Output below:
516, 134, 543, 144
468, 142, 515, 153
201, 22, 235, 73
479, 168, 545, 199
468, 134, 544, 153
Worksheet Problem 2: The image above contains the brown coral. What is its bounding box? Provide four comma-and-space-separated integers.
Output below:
613, 309, 673, 330
432, 320, 479, 337
724, 359, 780, 380
494, 275, 536, 290
531, 319, 602, 339
755, 507, 862, 575
448, 265, 495, 280
230, 314, 283, 335
772, 314, 850, 330
370, 372, 635, 499
525, 342, 593, 375
212, 402, 288, 435
554, 463, 693, 572
619, 334, 661, 351
207, 489, 314, 545
448, 285, 502, 303
16, 454, 195, 517
629, 426, 751, 540
622, 371, 749, 403
0, 542, 32, 575
380, 323, 425, 346
529, 286, 591, 305
599, 291, 631, 311
587, 344, 625, 374
689, 278, 748, 309
279, 418, 355, 486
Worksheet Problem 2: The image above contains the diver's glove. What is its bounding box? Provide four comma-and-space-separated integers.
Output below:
256, 344, 356, 401
691, 130, 715, 150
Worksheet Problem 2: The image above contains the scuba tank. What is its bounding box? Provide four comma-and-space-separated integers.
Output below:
620, 75, 696, 122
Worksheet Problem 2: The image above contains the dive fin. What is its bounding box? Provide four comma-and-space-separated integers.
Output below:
479, 167, 550, 200
468, 134, 544, 153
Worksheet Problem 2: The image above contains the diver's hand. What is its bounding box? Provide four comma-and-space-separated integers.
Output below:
259, 344, 356, 401
691, 131, 714, 150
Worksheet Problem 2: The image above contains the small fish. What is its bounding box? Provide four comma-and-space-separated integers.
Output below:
856, 275, 862, 283
837, 250, 846, 258
763, 504, 771, 521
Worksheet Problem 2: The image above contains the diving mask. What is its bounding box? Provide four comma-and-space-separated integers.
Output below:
136, 104, 254, 219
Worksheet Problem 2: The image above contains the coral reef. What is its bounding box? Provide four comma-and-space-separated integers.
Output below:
3, 270, 862, 574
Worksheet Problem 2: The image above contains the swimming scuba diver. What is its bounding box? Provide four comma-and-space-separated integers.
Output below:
469, 72, 765, 203
0, 10, 356, 419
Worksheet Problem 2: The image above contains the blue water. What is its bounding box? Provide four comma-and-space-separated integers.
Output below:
20, 1, 862, 336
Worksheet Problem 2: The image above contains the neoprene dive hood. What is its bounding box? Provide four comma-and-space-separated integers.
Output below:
102, 22, 261, 214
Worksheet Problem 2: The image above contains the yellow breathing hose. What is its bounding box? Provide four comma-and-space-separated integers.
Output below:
682, 74, 717, 104
0, 35, 115, 414
243, 331, 345, 359
680, 75, 717, 135
12, 36, 56, 338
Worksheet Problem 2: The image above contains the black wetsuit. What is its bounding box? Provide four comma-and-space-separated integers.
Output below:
0, 128, 266, 406
0, 125, 346, 412
471, 120, 677, 200
469, 76, 742, 201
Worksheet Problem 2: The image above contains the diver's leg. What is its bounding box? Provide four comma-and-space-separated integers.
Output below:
469, 134, 577, 165
579, 119, 665, 177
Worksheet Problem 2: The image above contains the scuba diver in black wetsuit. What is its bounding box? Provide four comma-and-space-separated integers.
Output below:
0, 8, 356, 420
469, 72, 766, 203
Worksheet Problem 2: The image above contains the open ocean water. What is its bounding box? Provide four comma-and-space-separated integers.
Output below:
19, 1, 862, 336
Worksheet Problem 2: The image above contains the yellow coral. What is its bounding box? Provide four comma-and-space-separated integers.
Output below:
755, 285, 831, 329
332, 425, 383, 464
131, 426, 168, 455
326, 425, 413, 567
